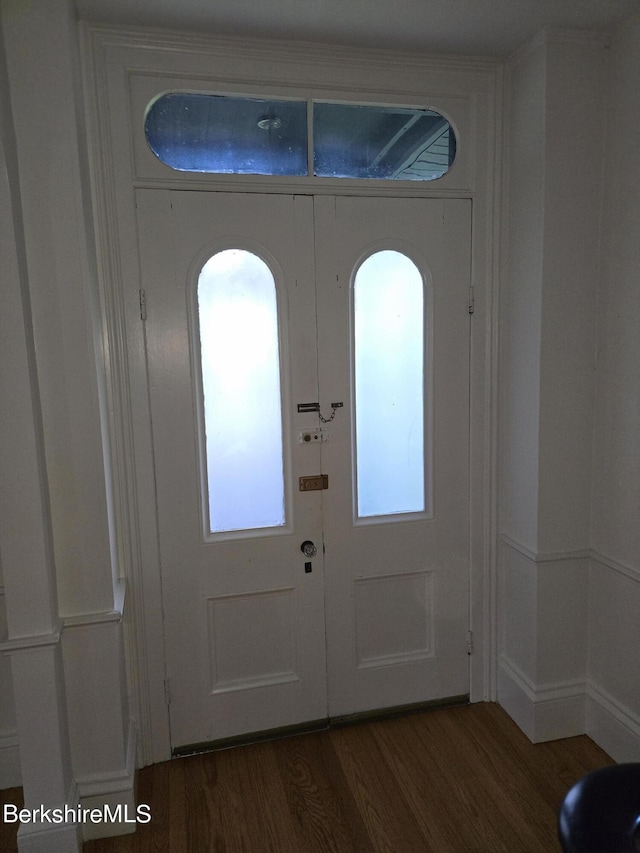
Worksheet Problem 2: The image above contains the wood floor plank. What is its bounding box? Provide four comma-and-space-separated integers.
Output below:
198, 738, 301, 852
328, 722, 430, 852
4, 703, 614, 853
167, 756, 187, 851
373, 709, 518, 852
0, 786, 23, 853
273, 729, 373, 852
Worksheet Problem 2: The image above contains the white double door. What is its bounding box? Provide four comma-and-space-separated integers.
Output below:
137, 190, 471, 752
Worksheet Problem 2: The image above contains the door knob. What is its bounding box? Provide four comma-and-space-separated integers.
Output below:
300, 540, 317, 558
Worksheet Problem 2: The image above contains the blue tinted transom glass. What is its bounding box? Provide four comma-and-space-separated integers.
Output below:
145, 93, 308, 176
145, 94, 456, 181
314, 102, 456, 181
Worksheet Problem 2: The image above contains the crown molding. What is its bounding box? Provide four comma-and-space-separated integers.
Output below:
82, 21, 502, 78
507, 26, 607, 71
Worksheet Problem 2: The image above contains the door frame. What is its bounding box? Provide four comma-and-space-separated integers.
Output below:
82, 22, 503, 766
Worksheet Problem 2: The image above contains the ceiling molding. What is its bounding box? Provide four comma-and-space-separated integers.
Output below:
82, 22, 503, 77
508, 26, 608, 70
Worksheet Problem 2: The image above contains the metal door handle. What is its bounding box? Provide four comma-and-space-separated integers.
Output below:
300, 540, 317, 558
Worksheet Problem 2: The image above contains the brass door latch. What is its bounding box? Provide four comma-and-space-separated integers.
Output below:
299, 474, 329, 491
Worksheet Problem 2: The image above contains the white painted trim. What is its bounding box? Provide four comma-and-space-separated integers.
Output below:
0, 731, 21, 789
0, 581, 127, 645
81, 27, 172, 765
0, 624, 62, 653
507, 26, 608, 72
498, 653, 535, 699
76, 719, 137, 841
82, 22, 500, 765
498, 655, 587, 742
14, 779, 81, 853
82, 22, 501, 77
587, 682, 640, 762
62, 580, 126, 629
591, 550, 640, 584
499, 650, 640, 759
498, 540, 640, 751
500, 534, 591, 564
16, 822, 82, 853
501, 535, 640, 580
500, 653, 588, 700
75, 719, 136, 799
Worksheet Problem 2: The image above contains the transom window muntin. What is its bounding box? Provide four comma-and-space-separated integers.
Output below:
145, 94, 456, 181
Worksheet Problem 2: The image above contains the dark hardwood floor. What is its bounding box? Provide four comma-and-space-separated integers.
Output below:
1, 702, 612, 852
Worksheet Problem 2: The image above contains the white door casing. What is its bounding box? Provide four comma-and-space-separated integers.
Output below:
137, 190, 471, 750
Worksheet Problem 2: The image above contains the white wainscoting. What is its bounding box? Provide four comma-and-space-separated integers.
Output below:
62, 585, 137, 840
587, 552, 640, 762
498, 654, 587, 742
498, 535, 640, 760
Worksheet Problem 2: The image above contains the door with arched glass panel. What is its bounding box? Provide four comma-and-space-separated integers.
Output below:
315, 196, 471, 717
136, 190, 471, 751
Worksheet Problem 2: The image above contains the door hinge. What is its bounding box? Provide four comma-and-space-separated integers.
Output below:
468, 286, 475, 315
466, 631, 474, 655
164, 676, 171, 706
139, 288, 147, 321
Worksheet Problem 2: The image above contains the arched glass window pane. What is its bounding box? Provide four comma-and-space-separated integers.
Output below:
198, 250, 285, 533
354, 251, 425, 518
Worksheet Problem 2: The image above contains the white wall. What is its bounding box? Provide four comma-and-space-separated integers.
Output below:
587, 14, 640, 760
499, 30, 605, 740
499, 39, 545, 553
499, 22, 640, 760
0, 1, 135, 846
0, 12, 81, 847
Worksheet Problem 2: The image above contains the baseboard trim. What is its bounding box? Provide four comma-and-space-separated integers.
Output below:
76, 719, 138, 841
12, 780, 81, 853
76, 719, 136, 798
0, 731, 21, 789
16, 820, 83, 853
586, 683, 640, 762
498, 656, 640, 760
497, 656, 586, 742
